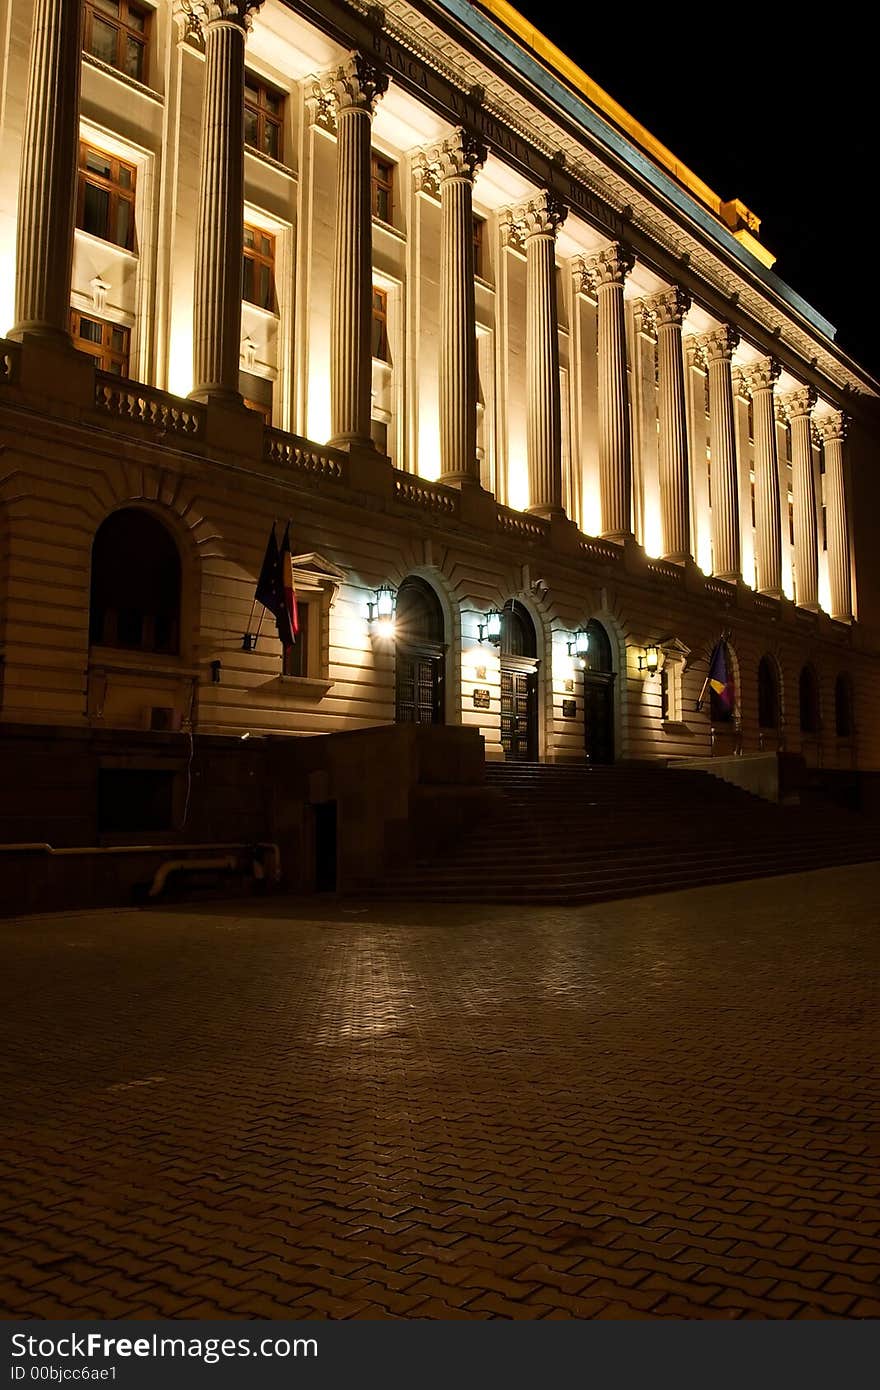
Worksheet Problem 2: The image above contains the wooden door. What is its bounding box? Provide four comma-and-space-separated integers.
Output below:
501, 666, 537, 762
584, 676, 615, 764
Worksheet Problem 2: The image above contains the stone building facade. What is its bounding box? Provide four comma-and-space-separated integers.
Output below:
0, 0, 878, 876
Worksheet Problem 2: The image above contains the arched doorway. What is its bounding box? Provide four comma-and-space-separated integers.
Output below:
500, 599, 539, 762
394, 577, 445, 724
583, 620, 615, 764
835, 673, 854, 739
799, 665, 820, 736
89, 508, 181, 654
758, 655, 780, 744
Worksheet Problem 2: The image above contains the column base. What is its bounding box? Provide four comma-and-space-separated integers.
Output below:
758, 586, 784, 600
661, 551, 689, 565
714, 570, 741, 584
439, 470, 483, 488
795, 600, 821, 614
188, 385, 243, 407
527, 504, 565, 520
600, 529, 630, 544
329, 432, 377, 452
6, 322, 70, 345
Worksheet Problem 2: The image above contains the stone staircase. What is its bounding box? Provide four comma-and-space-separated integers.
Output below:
373, 760, 880, 904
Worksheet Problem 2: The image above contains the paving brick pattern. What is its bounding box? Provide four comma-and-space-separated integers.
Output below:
1, 864, 879, 1320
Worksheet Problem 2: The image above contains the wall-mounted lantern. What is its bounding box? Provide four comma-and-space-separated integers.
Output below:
639, 642, 661, 676
567, 628, 590, 662
368, 583, 397, 634
477, 608, 502, 646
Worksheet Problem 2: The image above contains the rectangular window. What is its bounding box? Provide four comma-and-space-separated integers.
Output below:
70, 310, 130, 375
371, 287, 389, 362
244, 74, 284, 162
371, 154, 394, 223
706, 456, 712, 510
473, 216, 485, 278
83, 1, 149, 83
242, 224, 276, 312
282, 602, 310, 678
789, 498, 795, 545
747, 398, 754, 442
77, 142, 137, 250
750, 480, 756, 527
822, 506, 827, 550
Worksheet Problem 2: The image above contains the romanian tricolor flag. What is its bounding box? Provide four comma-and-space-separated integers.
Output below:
706, 638, 734, 715
255, 521, 298, 652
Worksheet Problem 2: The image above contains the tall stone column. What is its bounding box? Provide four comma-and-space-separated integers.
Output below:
188, 1, 263, 403
432, 130, 486, 485
647, 286, 691, 561
9, 0, 83, 341
695, 326, 741, 579
817, 412, 852, 621
327, 53, 387, 448
514, 191, 567, 516
741, 359, 782, 595
585, 244, 634, 539
780, 386, 819, 609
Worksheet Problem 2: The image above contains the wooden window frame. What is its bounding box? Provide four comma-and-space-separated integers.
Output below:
83, 1, 150, 85
242, 223, 277, 313
371, 286, 389, 362
244, 74, 285, 163
77, 141, 137, 250
70, 309, 131, 376
371, 154, 394, 224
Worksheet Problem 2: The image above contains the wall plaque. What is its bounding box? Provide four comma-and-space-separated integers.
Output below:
473, 688, 491, 710
562, 699, 577, 719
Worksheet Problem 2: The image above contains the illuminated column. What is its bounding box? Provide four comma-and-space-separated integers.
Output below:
327, 53, 388, 448
647, 286, 691, 561
585, 244, 634, 539
816, 412, 852, 621
9, 0, 83, 340
696, 326, 741, 579
780, 386, 819, 609
188, 1, 263, 403
520, 191, 567, 516
741, 359, 782, 595
434, 130, 486, 485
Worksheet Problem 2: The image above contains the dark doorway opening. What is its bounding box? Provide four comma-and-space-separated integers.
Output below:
313, 801, 337, 892
500, 600, 539, 762
583, 620, 615, 765
395, 577, 445, 725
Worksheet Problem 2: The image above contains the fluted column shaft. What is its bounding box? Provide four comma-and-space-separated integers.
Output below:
328, 55, 387, 447
782, 388, 819, 609
519, 193, 566, 516
743, 359, 782, 595
818, 414, 852, 621
699, 327, 741, 579
648, 288, 691, 560
587, 245, 634, 539
191, 3, 262, 402
436, 132, 486, 484
10, 0, 83, 340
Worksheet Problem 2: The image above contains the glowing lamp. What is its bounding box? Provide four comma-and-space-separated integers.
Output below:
368, 583, 397, 634
639, 643, 661, 676
567, 628, 590, 661
477, 608, 502, 645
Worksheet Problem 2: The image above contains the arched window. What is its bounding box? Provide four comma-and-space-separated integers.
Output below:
89, 508, 181, 654
500, 599, 537, 658
394, 577, 445, 725
758, 656, 779, 730
799, 665, 820, 735
583, 620, 613, 674
835, 673, 854, 738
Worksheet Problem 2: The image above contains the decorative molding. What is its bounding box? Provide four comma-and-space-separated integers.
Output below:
633, 300, 657, 341
426, 127, 487, 184
306, 84, 337, 135
506, 190, 567, 242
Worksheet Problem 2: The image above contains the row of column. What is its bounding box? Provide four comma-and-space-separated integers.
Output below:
7, 8, 854, 623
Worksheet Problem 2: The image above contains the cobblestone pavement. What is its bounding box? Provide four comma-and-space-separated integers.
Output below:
1, 864, 879, 1321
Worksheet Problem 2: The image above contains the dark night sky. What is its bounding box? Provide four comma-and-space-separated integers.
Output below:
511, 7, 877, 380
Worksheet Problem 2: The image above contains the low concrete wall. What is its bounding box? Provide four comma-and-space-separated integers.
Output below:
670, 752, 781, 802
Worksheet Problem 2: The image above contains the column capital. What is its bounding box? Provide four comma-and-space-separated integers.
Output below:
693, 324, 739, 364
735, 357, 780, 398
180, 0, 263, 37
816, 410, 848, 444
777, 385, 816, 423
582, 242, 634, 290
513, 190, 567, 241
325, 51, 388, 115
645, 285, 690, 328
432, 128, 487, 184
